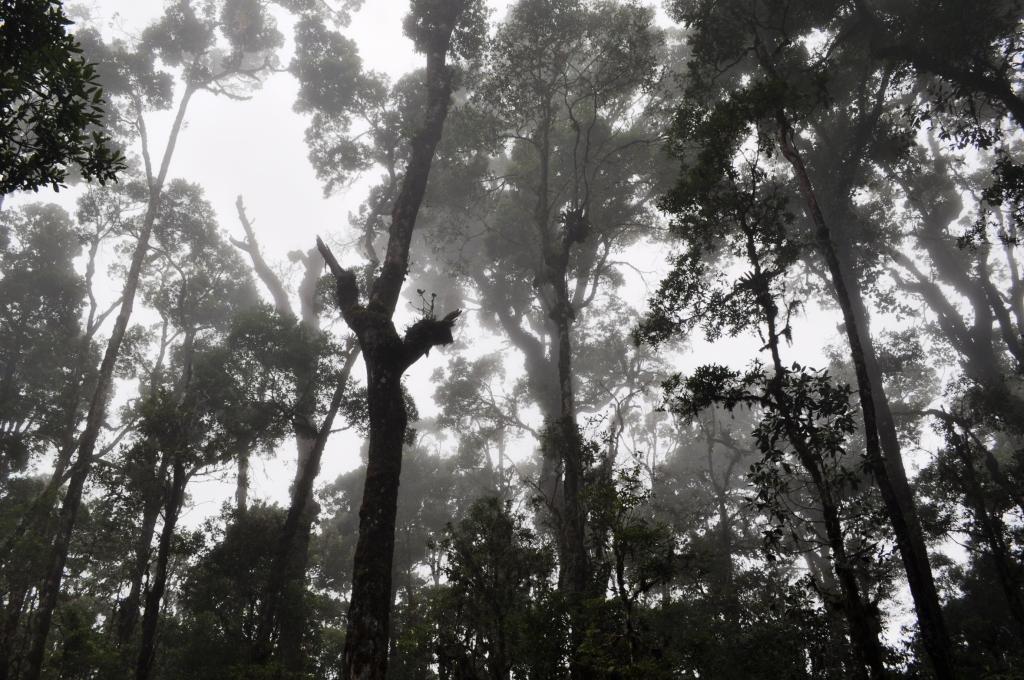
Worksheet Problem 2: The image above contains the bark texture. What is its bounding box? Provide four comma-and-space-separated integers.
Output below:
317, 7, 467, 678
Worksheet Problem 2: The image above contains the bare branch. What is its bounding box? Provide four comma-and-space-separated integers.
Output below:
234, 196, 293, 316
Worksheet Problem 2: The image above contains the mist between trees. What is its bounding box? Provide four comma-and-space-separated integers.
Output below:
1, 0, 1023, 678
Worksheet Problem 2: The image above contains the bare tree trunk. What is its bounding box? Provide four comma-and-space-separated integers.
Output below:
21, 85, 195, 680
135, 458, 187, 680
340, 360, 408, 680
776, 111, 955, 680
252, 344, 360, 672
115, 454, 170, 649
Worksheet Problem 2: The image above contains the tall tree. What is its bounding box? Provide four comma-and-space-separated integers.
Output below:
21, 3, 281, 676
420, 5, 665, 668
317, 2, 482, 677
664, 1, 955, 674
233, 195, 362, 674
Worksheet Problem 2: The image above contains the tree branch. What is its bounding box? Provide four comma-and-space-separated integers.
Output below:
234, 196, 293, 317
316, 236, 364, 326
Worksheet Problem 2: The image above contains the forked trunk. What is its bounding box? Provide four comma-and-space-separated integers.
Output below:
319, 8, 465, 677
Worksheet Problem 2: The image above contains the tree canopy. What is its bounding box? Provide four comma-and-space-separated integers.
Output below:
1, 1, 1023, 679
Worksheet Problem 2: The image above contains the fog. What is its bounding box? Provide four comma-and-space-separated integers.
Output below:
1, 1, 1022, 679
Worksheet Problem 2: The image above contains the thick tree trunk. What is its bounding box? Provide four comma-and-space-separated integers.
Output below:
341, 362, 407, 680
318, 9, 464, 678
135, 458, 187, 680
777, 112, 955, 679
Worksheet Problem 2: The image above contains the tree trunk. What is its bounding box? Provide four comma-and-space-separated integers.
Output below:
116, 454, 170, 648
554, 314, 589, 680
557, 344, 587, 597
252, 345, 359, 672
236, 450, 249, 514
341, 362, 408, 680
317, 9, 465, 678
135, 458, 187, 680
743, 225, 888, 680
776, 111, 955, 679
21, 85, 195, 680
808, 476, 887, 680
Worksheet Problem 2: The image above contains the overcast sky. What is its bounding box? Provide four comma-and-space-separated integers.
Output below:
8, 0, 864, 527
29, 0, 513, 520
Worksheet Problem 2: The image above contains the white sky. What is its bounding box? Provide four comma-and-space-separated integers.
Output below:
8, 0, 849, 523
5, 0, 949, 643
16, 0, 906, 538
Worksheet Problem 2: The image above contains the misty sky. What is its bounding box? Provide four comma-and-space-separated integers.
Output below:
15, 0, 852, 523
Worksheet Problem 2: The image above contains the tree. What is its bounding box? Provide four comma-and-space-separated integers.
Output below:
316, 2, 482, 677
640, 139, 889, 676
660, 1, 955, 674
418, 3, 666, 669
21, 3, 282, 676
435, 496, 560, 680
0, 0, 124, 195
233, 195, 362, 674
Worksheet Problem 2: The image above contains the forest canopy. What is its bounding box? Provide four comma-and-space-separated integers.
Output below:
0, 0, 1023, 679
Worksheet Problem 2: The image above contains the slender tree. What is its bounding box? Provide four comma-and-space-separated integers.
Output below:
21, 3, 281, 676
664, 1, 955, 673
